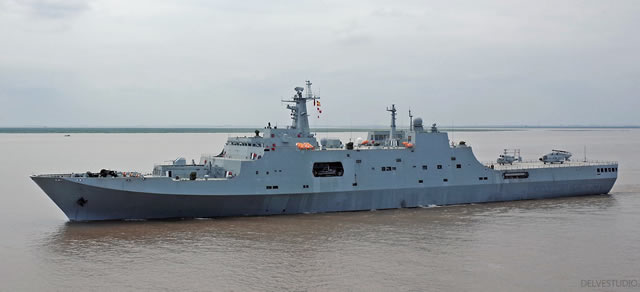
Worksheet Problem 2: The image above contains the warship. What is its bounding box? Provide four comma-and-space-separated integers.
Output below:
32, 81, 618, 221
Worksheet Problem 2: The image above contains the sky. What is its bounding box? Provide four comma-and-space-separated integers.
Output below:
0, 0, 638, 127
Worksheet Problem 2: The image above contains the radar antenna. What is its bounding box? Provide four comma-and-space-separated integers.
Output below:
281, 81, 319, 135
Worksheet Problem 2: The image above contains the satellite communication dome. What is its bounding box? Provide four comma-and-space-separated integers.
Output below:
413, 117, 423, 127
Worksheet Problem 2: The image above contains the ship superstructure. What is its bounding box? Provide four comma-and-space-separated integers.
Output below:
32, 81, 618, 221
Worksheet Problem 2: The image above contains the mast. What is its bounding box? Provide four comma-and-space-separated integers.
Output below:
387, 104, 397, 146
409, 109, 413, 130
282, 80, 319, 135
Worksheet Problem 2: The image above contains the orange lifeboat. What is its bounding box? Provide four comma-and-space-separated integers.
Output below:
297, 142, 315, 150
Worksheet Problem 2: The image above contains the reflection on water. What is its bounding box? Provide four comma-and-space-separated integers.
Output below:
48, 194, 617, 246
35, 194, 624, 291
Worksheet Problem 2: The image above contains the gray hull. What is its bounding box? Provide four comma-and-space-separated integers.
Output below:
29, 82, 621, 221
32, 176, 616, 221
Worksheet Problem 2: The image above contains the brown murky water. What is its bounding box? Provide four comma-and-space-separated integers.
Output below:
0, 130, 638, 291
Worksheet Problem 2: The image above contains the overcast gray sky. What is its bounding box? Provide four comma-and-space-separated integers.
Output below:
0, 0, 638, 127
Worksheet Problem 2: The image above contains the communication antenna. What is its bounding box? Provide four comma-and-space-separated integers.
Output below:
451, 119, 455, 145
584, 145, 587, 162
409, 109, 413, 130
349, 119, 353, 142
386, 104, 397, 146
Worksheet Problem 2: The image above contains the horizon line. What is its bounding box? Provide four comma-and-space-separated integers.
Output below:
1, 125, 639, 129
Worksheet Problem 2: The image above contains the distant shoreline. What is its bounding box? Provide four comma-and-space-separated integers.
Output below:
0, 126, 637, 134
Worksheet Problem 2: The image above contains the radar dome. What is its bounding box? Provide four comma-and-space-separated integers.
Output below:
413, 117, 423, 127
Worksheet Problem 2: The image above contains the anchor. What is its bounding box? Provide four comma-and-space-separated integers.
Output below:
76, 197, 88, 207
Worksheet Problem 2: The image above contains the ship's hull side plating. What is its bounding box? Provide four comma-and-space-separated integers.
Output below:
32, 175, 616, 221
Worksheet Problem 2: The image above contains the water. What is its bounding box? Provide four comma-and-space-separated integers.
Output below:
0, 129, 638, 291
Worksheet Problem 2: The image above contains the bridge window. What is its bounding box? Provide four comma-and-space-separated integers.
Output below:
437, 165, 442, 169
396, 158, 402, 162
422, 165, 428, 170
313, 162, 344, 177
451, 157, 456, 161
456, 164, 462, 168
443, 178, 448, 182
418, 180, 423, 183
356, 159, 362, 163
